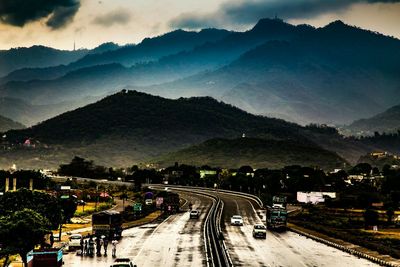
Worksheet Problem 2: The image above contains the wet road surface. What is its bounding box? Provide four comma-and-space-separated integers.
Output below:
218, 192, 379, 267
63, 193, 212, 267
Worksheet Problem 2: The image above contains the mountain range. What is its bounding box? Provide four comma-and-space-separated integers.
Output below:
344, 104, 400, 136
2, 18, 399, 126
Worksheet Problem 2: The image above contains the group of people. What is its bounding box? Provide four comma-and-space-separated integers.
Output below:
79, 235, 118, 257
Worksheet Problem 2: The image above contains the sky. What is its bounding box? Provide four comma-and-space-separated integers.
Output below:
0, 0, 399, 50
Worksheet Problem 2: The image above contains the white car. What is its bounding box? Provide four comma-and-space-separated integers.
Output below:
190, 210, 200, 219
110, 258, 137, 267
68, 233, 82, 250
252, 224, 267, 239
230, 215, 243, 226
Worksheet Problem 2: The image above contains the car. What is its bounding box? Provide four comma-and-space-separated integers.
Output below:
68, 233, 82, 250
110, 258, 137, 267
252, 224, 267, 239
190, 210, 200, 219
230, 215, 243, 226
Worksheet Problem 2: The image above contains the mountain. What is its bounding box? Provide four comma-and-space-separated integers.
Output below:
0, 19, 308, 105
345, 104, 400, 136
0, 115, 25, 132
0, 45, 88, 77
2, 19, 400, 126
154, 137, 347, 170
1, 90, 306, 169
142, 20, 400, 125
1, 29, 230, 83
0, 96, 103, 126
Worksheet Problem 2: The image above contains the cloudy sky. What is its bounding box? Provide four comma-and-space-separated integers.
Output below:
0, 0, 399, 50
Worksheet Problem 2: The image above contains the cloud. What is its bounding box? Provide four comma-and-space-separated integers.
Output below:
170, 0, 400, 29
92, 9, 131, 27
0, 0, 81, 29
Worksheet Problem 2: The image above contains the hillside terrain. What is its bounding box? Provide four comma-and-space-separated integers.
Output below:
0, 115, 25, 132
155, 137, 347, 170
1, 90, 303, 169
346, 104, 400, 136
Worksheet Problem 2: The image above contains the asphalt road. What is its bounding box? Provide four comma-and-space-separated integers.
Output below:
62, 185, 380, 267
218, 192, 379, 267
63, 192, 212, 267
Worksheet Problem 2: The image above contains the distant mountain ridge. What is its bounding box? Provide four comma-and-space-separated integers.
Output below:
346, 104, 400, 135
0, 115, 25, 132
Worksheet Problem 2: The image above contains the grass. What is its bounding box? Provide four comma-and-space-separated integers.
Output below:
74, 202, 113, 217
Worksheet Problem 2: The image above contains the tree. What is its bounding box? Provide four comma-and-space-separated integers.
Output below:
0, 209, 51, 267
386, 207, 395, 224
364, 209, 379, 227
0, 189, 61, 229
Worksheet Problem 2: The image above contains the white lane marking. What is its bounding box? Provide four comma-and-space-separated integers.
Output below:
133, 215, 172, 262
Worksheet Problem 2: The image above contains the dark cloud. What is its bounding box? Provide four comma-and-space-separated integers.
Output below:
170, 0, 400, 29
0, 0, 80, 29
92, 9, 131, 27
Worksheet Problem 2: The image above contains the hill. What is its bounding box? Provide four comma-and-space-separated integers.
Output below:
346, 104, 400, 136
0, 115, 25, 132
154, 137, 347, 170
1, 90, 304, 169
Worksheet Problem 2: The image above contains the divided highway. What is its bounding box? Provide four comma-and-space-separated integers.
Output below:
63, 183, 380, 267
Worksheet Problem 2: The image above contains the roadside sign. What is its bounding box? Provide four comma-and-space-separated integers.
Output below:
133, 203, 142, 212
61, 186, 71, 190
60, 195, 69, 199
156, 197, 164, 208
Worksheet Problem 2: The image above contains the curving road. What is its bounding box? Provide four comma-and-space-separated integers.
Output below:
63, 192, 212, 267
218, 192, 378, 267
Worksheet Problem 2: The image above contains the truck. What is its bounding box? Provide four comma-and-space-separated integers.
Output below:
27, 248, 63, 267
161, 192, 180, 213
266, 195, 288, 230
266, 206, 287, 230
92, 210, 123, 239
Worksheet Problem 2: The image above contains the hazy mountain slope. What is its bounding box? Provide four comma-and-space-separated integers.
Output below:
155, 137, 347, 170
0, 46, 88, 77
1, 29, 230, 83
0, 96, 103, 126
0, 115, 25, 132
146, 21, 400, 125
0, 19, 308, 105
346, 104, 400, 135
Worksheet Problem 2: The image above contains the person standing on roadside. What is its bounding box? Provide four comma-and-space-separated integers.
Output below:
103, 237, 109, 256
84, 240, 88, 256
111, 239, 118, 257
80, 237, 84, 256
96, 236, 101, 256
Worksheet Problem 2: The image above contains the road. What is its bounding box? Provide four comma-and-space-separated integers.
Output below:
218, 192, 378, 267
63, 192, 212, 267
62, 184, 380, 267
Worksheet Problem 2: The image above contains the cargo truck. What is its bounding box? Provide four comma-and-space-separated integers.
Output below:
92, 210, 123, 239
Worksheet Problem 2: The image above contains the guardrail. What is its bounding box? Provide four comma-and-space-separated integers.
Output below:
151, 185, 400, 267
150, 185, 232, 267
